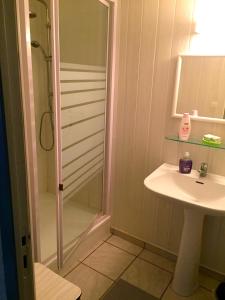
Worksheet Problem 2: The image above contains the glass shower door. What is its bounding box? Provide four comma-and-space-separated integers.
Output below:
58, 0, 110, 266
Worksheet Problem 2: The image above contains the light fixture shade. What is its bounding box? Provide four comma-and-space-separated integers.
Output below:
191, 0, 225, 54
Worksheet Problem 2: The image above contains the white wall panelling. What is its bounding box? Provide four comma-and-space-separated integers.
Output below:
111, 0, 225, 275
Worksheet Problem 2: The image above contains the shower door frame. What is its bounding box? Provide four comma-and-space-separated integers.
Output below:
52, 0, 118, 269
14, 0, 118, 268
15, 0, 41, 262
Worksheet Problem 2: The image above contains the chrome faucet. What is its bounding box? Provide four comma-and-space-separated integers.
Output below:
199, 162, 208, 177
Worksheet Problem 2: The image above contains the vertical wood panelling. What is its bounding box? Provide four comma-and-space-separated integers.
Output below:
164, 0, 196, 253
119, 0, 144, 236
126, 0, 159, 242
112, 0, 225, 274
112, 0, 129, 229
113, 0, 141, 232
144, 0, 177, 249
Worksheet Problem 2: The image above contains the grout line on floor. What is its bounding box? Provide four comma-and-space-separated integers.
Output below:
63, 262, 82, 278
107, 234, 175, 274
104, 233, 113, 242
199, 283, 217, 293
78, 240, 105, 263
114, 255, 137, 281
160, 277, 173, 299
81, 261, 115, 282
105, 240, 143, 257
82, 253, 137, 284
137, 255, 173, 275
98, 256, 139, 298
62, 234, 217, 299
73, 238, 141, 296
99, 280, 119, 300
62, 239, 106, 278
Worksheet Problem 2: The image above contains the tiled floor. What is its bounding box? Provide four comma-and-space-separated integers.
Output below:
64, 234, 219, 300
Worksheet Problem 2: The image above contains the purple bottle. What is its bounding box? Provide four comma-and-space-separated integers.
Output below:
179, 152, 192, 174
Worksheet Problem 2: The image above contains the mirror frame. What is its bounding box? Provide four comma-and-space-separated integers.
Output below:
172, 54, 225, 124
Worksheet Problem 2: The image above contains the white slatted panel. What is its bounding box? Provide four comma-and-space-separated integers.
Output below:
62, 101, 105, 128
63, 163, 103, 198
63, 144, 104, 179
61, 90, 106, 108
62, 131, 105, 166
60, 71, 106, 81
61, 81, 106, 93
62, 115, 105, 149
60, 63, 106, 72
64, 156, 104, 188
63, 170, 103, 202
60, 63, 106, 200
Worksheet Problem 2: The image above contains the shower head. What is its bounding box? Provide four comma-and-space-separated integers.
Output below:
31, 40, 40, 48
29, 11, 37, 18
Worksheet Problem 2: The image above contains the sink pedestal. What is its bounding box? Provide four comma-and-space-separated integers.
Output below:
172, 209, 205, 296
144, 163, 225, 296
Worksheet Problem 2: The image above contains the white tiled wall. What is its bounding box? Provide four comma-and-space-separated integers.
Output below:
111, 0, 225, 274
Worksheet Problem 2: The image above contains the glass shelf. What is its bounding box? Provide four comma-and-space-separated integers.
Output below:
165, 135, 225, 150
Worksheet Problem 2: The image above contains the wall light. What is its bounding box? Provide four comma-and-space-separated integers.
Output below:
191, 0, 225, 53
194, 0, 225, 34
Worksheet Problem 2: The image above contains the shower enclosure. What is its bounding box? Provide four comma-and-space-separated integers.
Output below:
19, 0, 116, 268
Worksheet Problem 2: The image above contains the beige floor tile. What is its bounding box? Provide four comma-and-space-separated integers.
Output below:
162, 286, 215, 300
199, 272, 220, 292
139, 249, 176, 273
78, 240, 104, 262
65, 264, 113, 300
121, 258, 172, 298
83, 242, 135, 280
107, 235, 143, 256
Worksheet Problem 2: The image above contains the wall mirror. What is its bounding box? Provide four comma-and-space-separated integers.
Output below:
172, 55, 225, 123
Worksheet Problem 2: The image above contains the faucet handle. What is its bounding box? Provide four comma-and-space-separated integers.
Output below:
199, 162, 208, 177
200, 162, 208, 171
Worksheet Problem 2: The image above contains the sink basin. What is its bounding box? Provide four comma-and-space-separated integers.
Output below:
144, 163, 225, 296
144, 163, 225, 215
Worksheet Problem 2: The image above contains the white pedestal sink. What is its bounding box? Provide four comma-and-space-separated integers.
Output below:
144, 163, 225, 296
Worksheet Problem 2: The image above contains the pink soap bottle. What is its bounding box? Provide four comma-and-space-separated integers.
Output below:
179, 113, 191, 141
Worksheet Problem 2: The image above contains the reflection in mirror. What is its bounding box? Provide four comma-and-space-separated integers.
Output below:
59, 0, 109, 256
173, 55, 225, 121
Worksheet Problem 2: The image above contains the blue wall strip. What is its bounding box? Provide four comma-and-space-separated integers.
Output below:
0, 71, 19, 299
